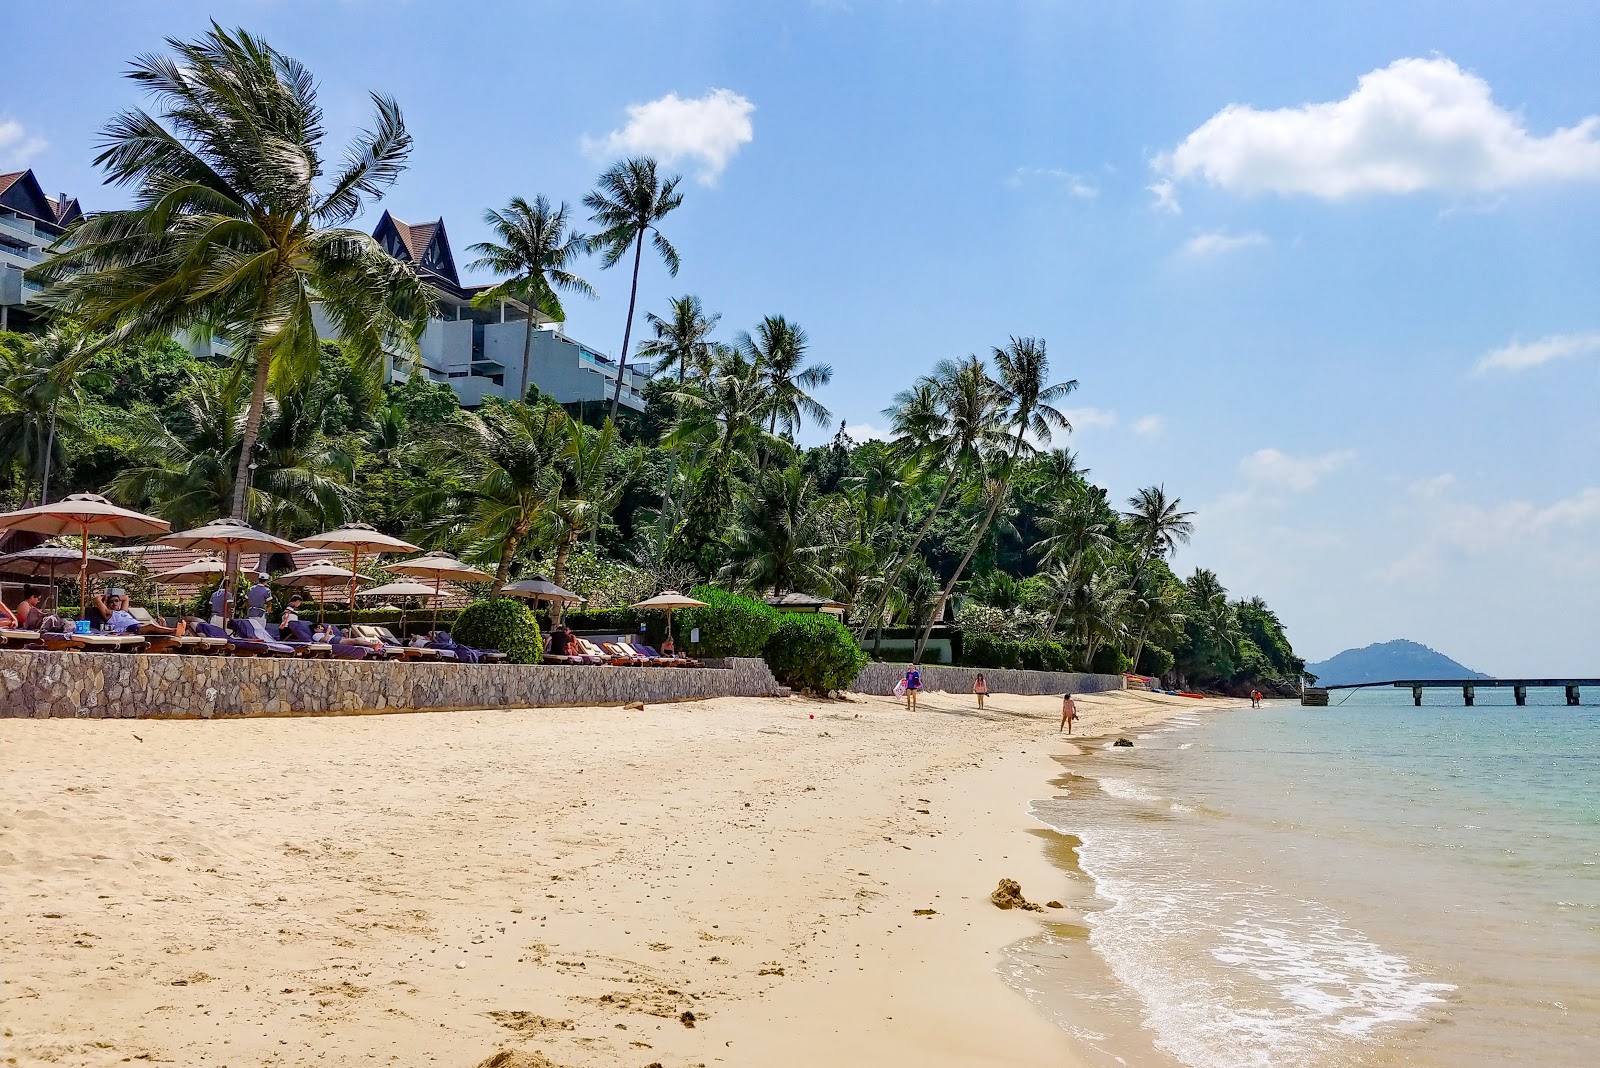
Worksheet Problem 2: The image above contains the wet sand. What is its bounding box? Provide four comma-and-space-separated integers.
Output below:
2, 688, 1222, 1067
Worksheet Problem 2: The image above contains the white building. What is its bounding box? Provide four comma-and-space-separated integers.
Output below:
0, 170, 82, 332
372, 211, 649, 413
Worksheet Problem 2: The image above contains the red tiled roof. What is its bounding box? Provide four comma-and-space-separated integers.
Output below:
0, 171, 25, 196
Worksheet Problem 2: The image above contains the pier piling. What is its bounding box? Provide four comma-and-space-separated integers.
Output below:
1569, 685, 1582, 706
1514, 685, 1528, 706
1413, 685, 1424, 706
1463, 684, 1475, 707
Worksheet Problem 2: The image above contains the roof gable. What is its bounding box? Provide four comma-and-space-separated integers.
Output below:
372, 210, 460, 287
0, 169, 65, 232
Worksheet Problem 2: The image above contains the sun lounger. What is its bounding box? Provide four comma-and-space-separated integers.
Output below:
38, 631, 148, 653
196, 620, 293, 657
126, 608, 227, 655
577, 637, 636, 666
283, 621, 367, 660
346, 625, 435, 660
0, 629, 42, 649
627, 642, 701, 667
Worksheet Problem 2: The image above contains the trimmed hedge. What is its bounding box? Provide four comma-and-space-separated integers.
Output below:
763, 614, 869, 695
678, 586, 781, 658
960, 632, 1074, 672
453, 599, 542, 664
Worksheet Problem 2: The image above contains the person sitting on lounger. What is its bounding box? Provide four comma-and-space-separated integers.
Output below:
549, 623, 574, 658
14, 586, 45, 630
97, 591, 185, 636
280, 594, 305, 630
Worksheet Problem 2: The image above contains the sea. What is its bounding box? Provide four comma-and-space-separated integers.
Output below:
1005, 686, 1600, 1068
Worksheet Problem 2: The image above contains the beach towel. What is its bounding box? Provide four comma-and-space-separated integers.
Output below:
893, 679, 907, 698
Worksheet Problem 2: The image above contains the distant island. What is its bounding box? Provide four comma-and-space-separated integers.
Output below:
1306, 639, 1490, 686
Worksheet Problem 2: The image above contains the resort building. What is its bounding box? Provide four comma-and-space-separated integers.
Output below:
0, 170, 82, 332
371, 211, 649, 413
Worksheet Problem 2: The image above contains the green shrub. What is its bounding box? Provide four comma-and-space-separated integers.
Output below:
1135, 644, 1175, 678
679, 586, 781, 657
960, 632, 1072, 671
1090, 646, 1132, 675
763, 614, 868, 695
453, 598, 542, 664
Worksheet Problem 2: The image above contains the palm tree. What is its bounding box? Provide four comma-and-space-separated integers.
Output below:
914, 338, 1076, 661
1124, 485, 1196, 579
1063, 564, 1131, 671
637, 295, 719, 383
546, 417, 638, 622
719, 464, 824, 595
415, 401, 564, 590
0, 321, 101, 505
1036, 490, 1114, 634
35, 25, 432, 530
739, 315, 832, 465
584, 157, 684, 421
467, 196, 595, 401
1126, 578, 1185, 675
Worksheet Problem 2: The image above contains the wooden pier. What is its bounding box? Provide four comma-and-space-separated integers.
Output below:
1304, 679, 1597, 706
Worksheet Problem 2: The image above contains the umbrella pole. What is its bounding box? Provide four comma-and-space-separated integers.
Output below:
78, 529, 88, 620
349, 548, 360, 614
432, 574, 441, 634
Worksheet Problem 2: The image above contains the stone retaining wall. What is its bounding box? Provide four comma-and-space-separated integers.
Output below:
850, 661, 1124, 698
0, 651, 784, 720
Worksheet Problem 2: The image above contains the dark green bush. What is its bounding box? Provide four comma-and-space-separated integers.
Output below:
679, 586, 781, 657
763, 614, 868, 694
1135, 644, 1175, 678
453, 598, 542, 664
960, 632, 1072, 671
1090, 646, 1133, 675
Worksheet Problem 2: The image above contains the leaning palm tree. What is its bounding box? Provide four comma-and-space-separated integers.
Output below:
545, 416, 638, 621
34, 25, 433, 530
1124, 485, 1196, 580
414, 401, 565, 590
584, 157, 684, 421
467, 196, 595, 401
739, 315, 832, 465
914, 338, 1076, 661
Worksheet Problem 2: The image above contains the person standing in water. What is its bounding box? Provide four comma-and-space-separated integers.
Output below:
1060, 693, 1080, 734
904, 665, 922, 711
973, 673, 989, 709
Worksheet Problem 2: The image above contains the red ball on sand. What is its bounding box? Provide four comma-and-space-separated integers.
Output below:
809, 714, 814, 719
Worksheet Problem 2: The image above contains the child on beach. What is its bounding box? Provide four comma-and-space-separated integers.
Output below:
1060, 693, 1079, 734
973, 673, 988, 709
904, 666, 922, 711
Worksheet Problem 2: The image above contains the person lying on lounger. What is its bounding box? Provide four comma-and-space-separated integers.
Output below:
94, 591, 185, 636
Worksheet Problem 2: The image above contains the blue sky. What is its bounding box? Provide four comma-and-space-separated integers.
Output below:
3, 1, 1597, 673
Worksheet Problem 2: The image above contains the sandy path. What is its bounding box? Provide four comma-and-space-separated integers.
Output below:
2, 688, 1214, 1067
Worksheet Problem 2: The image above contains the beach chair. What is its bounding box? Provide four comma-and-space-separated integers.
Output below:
0, 629, 42, 649
37, 626, 147, 653
197, 620, 292, 657
284, 621, 369, 660
577, 637, 635, 666
126, 607, 224, 655
602, 641, 654, 665
629, 642, 701, 668
349, 624, 437, 661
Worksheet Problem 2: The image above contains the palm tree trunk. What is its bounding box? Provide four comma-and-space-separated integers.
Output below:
232, 353, 272, 521
550, 532, 575, 627
492, 534, 521, 596
518, 292, 535, 402
1130, 619, 1149, 674
912, 438, 1024, 663
869, 472, 953, 657
607, 230, 646, 423
39, 398, 59, 504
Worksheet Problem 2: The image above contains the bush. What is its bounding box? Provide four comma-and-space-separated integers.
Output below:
763, 614, 868, 695
960, 632, 1072, 671
1090, 646, 1132, 675
678, 586, 781, 657
1135, 644, 1175, 678
453, 598, 542, 664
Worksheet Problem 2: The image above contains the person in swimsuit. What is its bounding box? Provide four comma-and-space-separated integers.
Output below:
973, 673, 989, 709
1060, 693, 1080, 734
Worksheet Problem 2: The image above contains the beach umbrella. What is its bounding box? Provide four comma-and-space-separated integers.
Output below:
501, 574, 583, 608
278, 560, 369, 623
0, 493, 170, 614
385, 551, 493, 630
158, 519, 302, 621
359, 579, 439, 633
299, 522, 421, 614
629, 590, 707, 648
153, 556, 228, 619
0, 544, 122, 609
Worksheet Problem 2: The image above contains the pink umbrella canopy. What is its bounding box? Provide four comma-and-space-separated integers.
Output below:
301, 523, 422, 614
0, 493, 170, 613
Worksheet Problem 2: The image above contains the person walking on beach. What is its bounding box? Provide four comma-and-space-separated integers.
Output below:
904, 666, 922, 711
1060, 693, 1079, 734
1250, 689, 1262, 708
973, 673, 989, 709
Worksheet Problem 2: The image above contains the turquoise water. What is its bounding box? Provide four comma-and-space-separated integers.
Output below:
1015, 688, 1600, 1067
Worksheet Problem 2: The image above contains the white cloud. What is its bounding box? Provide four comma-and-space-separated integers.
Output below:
1407, 473, 1456, 500
842, 422, 889, 442
1181, 230, 1268, 257
1159, 57, 1600, 199
1006, 167, 1098, 198
1380, 485, 1600, 584
1132, 414, 1165, 438
1063, 406, 1118, 431
0, 119, 47, 169
1147, 178, 1181, 214
1241, 448, 1355, 492
583, 89, 755, 184
1475, 329, 1600, 373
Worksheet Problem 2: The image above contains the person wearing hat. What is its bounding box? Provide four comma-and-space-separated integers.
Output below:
247, 573, 273, 619
93, 589, 185, 636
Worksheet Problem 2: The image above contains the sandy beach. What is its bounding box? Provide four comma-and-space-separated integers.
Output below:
2, 688, 1229, 1068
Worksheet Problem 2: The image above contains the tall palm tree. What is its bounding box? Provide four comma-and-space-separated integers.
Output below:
1124, 485, 1196, 580
739, 315, 832, 465
546, 417, 638, 622
415, 401, 564, 590
1126, 578, 1185, 675
0, 320, 101, 505
1036, 489, 1115, 634
468, 196, 595, 402
915, 338, 1076, 661
584, 157, 684, 421
35, 25, 433, 531
1063, 563, 1131, 671
637, 295, 719, 383
719, 464, 824, 595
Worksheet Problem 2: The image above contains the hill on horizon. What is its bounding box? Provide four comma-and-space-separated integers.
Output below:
1306, 639, 1491, 686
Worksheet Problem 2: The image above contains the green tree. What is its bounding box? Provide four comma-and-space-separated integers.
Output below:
584, 157, 684, 422
739, 315, 832, 466
547, 417, 638, 621
36, 24, 432, 528
1123, 485, 1196, 582
719, 464, 825, 595
0, 320, 101, 505
634, 294, 719, 526
467, 195, 595, 400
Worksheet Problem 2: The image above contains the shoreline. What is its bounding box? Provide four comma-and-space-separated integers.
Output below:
1, 689, 1235, 1067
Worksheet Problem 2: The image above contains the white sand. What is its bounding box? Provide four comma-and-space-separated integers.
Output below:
1, 687, 1227, 1067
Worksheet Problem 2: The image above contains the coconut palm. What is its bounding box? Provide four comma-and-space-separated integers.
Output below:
0, 320, 101, 505
415, 401, 565, 590
1124, 485, 1196, 579
1126, 578, 1186, 675
584, 157, 684, 421
914, 338, 1076, 661
739, 315, 832, 463
35, 25, 433, 529
719, 464, 825, 595
1061, 562, 1131, 671
468, 196, 595, 401
637, 295, 719, 383
545, 416, 639, 622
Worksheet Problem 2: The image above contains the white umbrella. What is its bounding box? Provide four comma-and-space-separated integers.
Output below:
501, 575, 583, 607
385, 551, 493, 629
300, 522, 421, 614
629, 590, 707, 650
0, 493, 170, 613
358, 579, 440, 633
158, 519, 302, 621
279, 560, 368, 622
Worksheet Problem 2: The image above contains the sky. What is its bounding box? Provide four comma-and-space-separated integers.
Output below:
3, 1, 1597, 674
